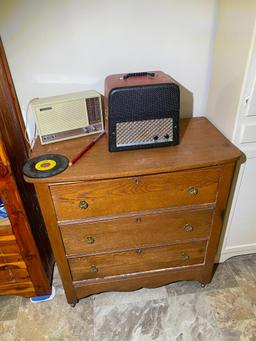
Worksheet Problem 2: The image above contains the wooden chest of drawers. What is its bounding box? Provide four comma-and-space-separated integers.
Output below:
25, 118, 241, 306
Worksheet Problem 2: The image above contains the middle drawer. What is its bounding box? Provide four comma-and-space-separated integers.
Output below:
60, 208, 213, 256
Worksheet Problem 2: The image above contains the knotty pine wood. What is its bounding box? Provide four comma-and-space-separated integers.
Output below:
0, 235, 24, 264
0, 39, 53, 297
0, 172, 49, 296
0, 277, 35, 297
0, 223, 12, 236
0, 208, 36, 297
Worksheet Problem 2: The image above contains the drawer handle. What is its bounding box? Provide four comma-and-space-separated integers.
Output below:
135, 217, 142, 223
79, 200, 88, 209
134, 177, 140, 185
183, 224, 194, 232
85, 236, 95, 244
90, 265, 98, 273
135, 248, 142, 255
187, 186, 198, 196
180, 252, 190, 261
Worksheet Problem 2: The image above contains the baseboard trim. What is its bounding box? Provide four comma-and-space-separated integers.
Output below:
216, 244, 256, 263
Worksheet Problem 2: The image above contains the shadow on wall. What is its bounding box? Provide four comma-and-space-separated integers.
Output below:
179, 83, 193, 119
171, 77, 193, 142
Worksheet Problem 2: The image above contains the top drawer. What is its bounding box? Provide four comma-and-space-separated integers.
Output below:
50, 167, 221, 222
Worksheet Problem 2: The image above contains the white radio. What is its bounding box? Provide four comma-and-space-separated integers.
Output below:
32, 90, 104, 144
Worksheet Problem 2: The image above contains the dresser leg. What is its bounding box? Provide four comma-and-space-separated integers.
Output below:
70, 299, 79, 307
199, 265, 214, 286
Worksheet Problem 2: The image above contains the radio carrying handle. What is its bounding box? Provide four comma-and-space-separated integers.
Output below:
123, 72, 155, 80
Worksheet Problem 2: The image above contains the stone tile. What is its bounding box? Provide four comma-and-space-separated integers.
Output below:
0, 295, 21, 321
236, 278, 256, 317
163, 292, 223, 341
166, 279, 202, 296
206, 263, 239, 291
240, 253, 256, 277
1, 254, 255, 340
93, 286, 168, 307
94, 292, 223, 341
226, 254, 256, 282
15, 288, 94, 341
166, 263, 238, 296
52, 264, 63, 290
241, 278, 256, 303
94, 297, 169, 341
219, 318, 256, 341
0, 320, 16, 341
206, 287, 256, 328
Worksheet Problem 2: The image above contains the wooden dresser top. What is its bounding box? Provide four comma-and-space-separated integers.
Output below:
26, 117, 241, 184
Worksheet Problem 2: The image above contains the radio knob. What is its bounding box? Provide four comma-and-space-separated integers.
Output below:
153, 135, 159, 141
164, 134, 170, 139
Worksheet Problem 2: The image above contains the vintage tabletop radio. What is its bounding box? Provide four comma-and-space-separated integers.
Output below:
105, 71, 180, 152
32, 90, 104, 144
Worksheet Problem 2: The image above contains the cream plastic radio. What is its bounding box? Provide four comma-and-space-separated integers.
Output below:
32, 90, 104, 144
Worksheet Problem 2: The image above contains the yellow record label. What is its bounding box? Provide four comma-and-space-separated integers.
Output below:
35, 159, 57, 171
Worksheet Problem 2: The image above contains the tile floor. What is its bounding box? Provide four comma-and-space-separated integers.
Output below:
0, 254, 256, 341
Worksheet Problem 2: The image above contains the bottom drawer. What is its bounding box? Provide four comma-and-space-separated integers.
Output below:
69, 240, 207, 281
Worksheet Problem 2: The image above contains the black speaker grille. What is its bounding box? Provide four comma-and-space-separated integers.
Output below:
108, 83, 179, 151
109, 83, 179, 121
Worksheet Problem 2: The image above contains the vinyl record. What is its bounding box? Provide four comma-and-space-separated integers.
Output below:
23, 154, 69, 178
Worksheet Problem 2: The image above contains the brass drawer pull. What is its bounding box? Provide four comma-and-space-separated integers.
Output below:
187, 186, 198, 196
183, 224, 194, 232
134, 177, 140, 185
85, 236, 95, 244
180, 252, 190, 261
79, 200, 88, 209
135, 248, 142, 254
90, 265, 98, 273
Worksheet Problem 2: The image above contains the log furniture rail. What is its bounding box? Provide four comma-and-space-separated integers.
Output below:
0, 38, 53, 297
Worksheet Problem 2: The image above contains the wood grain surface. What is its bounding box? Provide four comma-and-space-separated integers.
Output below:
61, 207, 213, 256
0, 221, 35, 296
51, 167, 220, 221
0, 224, 12, 236
69, 240, 207, 281
29, 117, 241, 305
26, 117, 241, 183
73, 264, 206, 299
0, 38, 53, 297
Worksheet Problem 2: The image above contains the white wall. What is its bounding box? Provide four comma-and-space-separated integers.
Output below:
207, 0, 256, 141
0, 0, 216, 137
